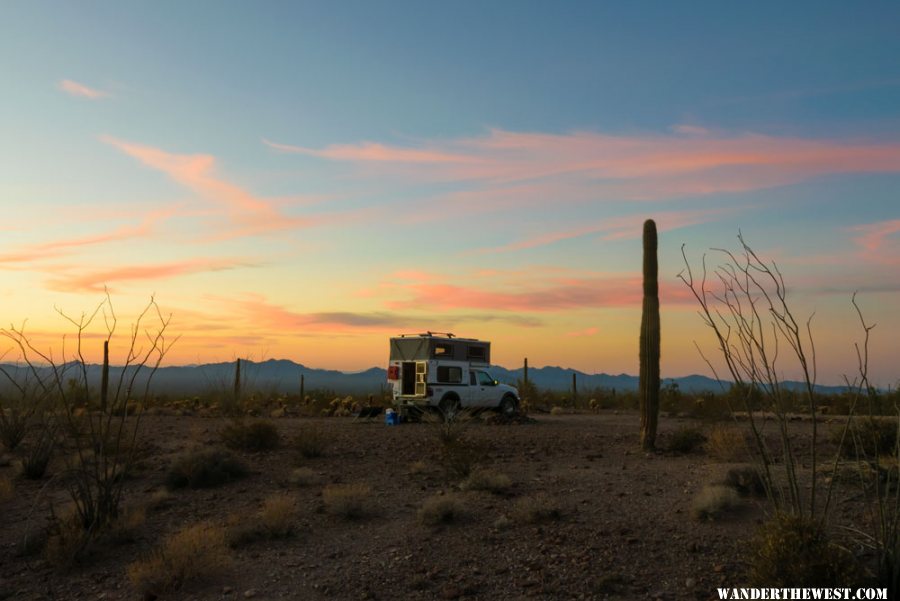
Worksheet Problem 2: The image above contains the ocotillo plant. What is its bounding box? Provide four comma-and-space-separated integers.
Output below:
100, 340, 109, 412
639, 219, 660, 450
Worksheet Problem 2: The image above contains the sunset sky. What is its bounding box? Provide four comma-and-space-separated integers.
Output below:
2, 2, 899, 385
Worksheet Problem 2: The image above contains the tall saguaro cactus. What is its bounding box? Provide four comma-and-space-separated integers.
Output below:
639, 219, 660, 450
234, 358, 242, 403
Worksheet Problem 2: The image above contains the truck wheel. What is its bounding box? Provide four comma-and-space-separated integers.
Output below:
499, 395, 518, 417
439, 396, 461, 421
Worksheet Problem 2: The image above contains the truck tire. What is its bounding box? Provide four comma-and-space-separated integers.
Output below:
499, 394, 518, 417
439, 395, 461, 421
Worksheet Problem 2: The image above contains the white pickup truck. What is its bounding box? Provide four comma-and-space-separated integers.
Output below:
387, 332, 519, 419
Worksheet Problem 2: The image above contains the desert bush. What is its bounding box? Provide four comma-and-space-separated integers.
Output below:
707, 424, 748, 462
166, 448, 248, 489
260, 493, 296, 537
293, 426, 327, 459
550, 406, 565, 416
220, 419, 280, 452
838, 417, 898, 459
425, 410, 485, 479
0, 402, 31, 451
45, 508, 92, 568
461, 469, 512, 494
322, 483, 372, 520
692, 484, 741, 520
19, 424, 56, 479
287, 467, 316, 487
408, 460, 428, 475
723, 465, 766, 497
147, 489, 173, 511
667, 426, 706, 454
0, 476, 13, 502
511, 493, 562, 524
748, 513, 861, 586
127, 522, 232, 595
417, 494, 467, 526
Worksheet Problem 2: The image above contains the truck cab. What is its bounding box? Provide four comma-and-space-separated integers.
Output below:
387, 332, 519, 418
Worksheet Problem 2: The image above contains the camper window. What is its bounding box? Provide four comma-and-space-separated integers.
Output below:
437, 365, 463, 383
467, 345, 486, 360
433, 343, 453, 357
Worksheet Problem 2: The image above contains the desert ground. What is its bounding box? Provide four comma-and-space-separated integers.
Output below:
1, 410, 857, 601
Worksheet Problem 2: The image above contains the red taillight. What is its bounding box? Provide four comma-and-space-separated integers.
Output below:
387, 365, 400, 380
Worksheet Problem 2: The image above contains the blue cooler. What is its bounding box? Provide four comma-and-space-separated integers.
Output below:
385, 410, 400, 425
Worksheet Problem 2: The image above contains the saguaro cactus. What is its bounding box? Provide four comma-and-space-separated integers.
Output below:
639, 219, 660, 450
572, 372, 578, 408
300, 373, 305, 401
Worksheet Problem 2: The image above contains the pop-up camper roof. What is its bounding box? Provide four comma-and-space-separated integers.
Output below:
389, 332, 490, 364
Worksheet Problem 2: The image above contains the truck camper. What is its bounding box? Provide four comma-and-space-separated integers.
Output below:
387, 332, 519, 419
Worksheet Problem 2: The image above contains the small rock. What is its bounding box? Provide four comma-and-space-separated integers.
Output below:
243, 590, 257, 598
685, 578, 696, 588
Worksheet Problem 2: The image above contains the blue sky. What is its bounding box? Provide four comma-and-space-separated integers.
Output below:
1, 1, 899, 384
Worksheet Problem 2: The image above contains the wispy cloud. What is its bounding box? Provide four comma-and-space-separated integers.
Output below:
46, 258, 252, 293
58, 79, 109, 100
273, 128, 900, 203
102, 136, 311, 238
473, 207, 740, 254
849, 219, 900, 265
0, 207, 176, 264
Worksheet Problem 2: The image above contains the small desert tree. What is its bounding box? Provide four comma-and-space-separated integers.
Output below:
1, 294, 175, 558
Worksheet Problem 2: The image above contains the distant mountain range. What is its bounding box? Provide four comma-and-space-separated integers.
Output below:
0, 359, 850, 396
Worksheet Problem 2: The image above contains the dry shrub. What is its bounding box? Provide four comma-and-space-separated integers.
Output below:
667, 426, 707, 454
19, 425, 56, 479
45, 507, 91, 568
294, 426, 327, 459
511, 493, 562, 524
0, 476, 13, 502
323, 483, 372, 520
550, 406, 565, 416
418, 494, 467, 527
166, 448, 248, 489
147, 489, 173, 511
692, 484, 741, 520
723, 465, 766, 497
707, 424, 748, 462
748, 513, 861, 586
220, 420, 280, 452
461, 469, 512, 494
260, 493, 296, 537
0, 405, 30, 451
127, 522, 232, 595
287, 467, 315, 487
838, 417, 899, 459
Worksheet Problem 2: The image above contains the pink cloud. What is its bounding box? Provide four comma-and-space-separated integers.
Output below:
474, 207, 740, 254
58, 79, 109, 99
276, 128, 900, 202
102, 136, 311, 238
383, 274, 693, 312
849, 219, 900, 265
566, 327, 599, 337
45, 258, 251, 293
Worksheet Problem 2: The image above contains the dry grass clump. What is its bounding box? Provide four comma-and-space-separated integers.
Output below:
287, 467, 316, 487
748, 513, 861, 586
220, 420, 280, 452
0, 407, 29, 451
0, 476, 13, 502
19, 426, 56, 479
417, 494, 467, 527
706, 424, 748, 461
550, 406, 565, 416
667, 426, 707, 454
226, 493, 297, 547
127, 522, 232, 595
461, 469, 512, 494
45, 508, 91, 568
511, 493, 562, 524
293, 426, 328, 459
165, 448, 248, 489
107, 504, 147, 544
692, 484, 741, 520
322, 483, 372, 520
408, 460, 428, 475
